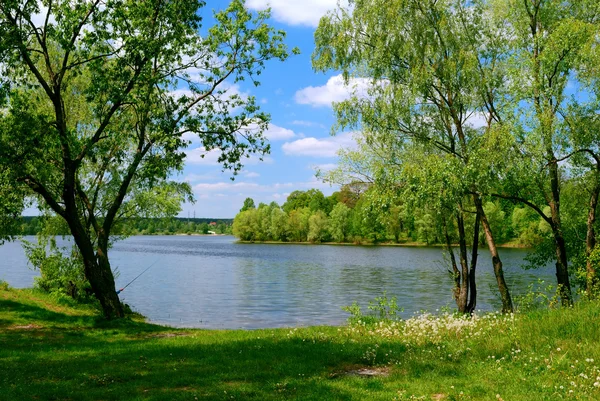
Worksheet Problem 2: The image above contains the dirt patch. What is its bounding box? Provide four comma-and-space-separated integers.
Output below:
331, 365, 391, 378
145, 332, 192, 339
7, 324, 43, 330
431, 394, 447, 400
346, 367, 390, 377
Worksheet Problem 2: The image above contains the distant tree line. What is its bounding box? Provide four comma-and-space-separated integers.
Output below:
232, 186, 553, 246
17, 217, 233, 236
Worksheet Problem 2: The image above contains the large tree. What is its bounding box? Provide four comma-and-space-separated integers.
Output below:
0, 0, 293, 318
313, 0, 514, 312
491, 0, 600, 304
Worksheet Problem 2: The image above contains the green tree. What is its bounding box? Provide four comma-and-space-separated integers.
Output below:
287, 207, 310, 242
240, 198, 256, 213
314, 0, 514, 312
490, 0, 599, 304
0, 0, 293, 318
308, 210, 329, 243
329, 203, 351, 242
232, 209, 257, 241
269, 206, 287, 241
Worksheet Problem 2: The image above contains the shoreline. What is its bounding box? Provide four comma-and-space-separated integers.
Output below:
236, 240, 531, 249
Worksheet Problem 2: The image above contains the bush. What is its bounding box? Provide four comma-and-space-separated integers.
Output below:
23, 236, 94, 303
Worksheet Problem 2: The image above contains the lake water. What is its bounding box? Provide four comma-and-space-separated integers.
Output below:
0, 235, 555, 329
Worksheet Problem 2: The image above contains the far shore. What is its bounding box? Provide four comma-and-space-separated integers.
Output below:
236, 240, 530, 249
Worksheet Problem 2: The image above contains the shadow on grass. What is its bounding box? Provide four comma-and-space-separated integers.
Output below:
0, 329, 397, 401
0, 298, 170, 334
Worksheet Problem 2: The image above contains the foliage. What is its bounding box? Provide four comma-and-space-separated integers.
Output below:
0, 0, 294, 317
233, 187, 548, 247
343, 293, 402, 326
24, 238, 94, 304
21, 216, 94, 303
240, 198, 256, 213
307, 210, 329, 243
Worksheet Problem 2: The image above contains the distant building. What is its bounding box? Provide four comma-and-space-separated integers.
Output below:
209, 222, 217, 227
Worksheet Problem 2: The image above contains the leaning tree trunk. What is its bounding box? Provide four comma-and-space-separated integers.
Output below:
94, 249, 124, 319
467, 210, 480, 314
474, 196, 513, 313
585, 181, 599, 297
67, 218, 124, 319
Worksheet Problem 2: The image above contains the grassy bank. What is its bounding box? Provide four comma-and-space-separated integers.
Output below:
1, 288, 599, 400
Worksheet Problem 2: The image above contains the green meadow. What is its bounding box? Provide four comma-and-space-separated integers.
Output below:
1, 287, 599, 401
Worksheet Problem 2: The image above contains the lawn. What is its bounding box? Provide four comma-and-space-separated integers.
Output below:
1, 287, 599, 400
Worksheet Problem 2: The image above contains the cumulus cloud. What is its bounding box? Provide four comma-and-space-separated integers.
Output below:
185, 147, 273, 166
182, 122, 294, 145
282, 132, 356, 158
291, 120, 326, 129
245, 0, 345, 27
263, 124, 296, 141
294, 74, 373, 108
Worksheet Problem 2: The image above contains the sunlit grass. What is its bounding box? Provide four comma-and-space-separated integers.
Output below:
1, 287, 599, 400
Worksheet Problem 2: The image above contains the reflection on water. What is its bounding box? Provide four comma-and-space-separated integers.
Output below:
0, 236, 554, 329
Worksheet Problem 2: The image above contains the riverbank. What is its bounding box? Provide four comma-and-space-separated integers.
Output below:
237, 239, 530, 249
2, 287, 599, 400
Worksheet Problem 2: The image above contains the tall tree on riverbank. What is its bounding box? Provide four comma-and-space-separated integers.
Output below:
490, 0, 600, 304
0, 0, 293, 318
313, 0, 514, 312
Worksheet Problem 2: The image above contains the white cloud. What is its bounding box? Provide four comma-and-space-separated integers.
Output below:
263, 124, 296, 141
185, 147, 222, 165
243, 171, 260, 178
183, 172, 219, 182
185, 147, 273, 166
194, 182, 262, 192
179, 177, 337, 217
465, 112, 489, 129
192, 179, 330, 194
310, 163, 337, 172
246, 0, 345, 27
294, 74, 372, 108
291, 120, 325, 129
282, 132, 356, 157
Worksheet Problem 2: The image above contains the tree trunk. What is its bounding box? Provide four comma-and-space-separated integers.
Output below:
456, 208, 469, 313
94, 249, 124, 319
474, 195, 513, 313
548, 157, 573, 305
67, 218, 124, 319
467, 210, 480, 314
443, 215, 460, 303
585, 182, 600, 297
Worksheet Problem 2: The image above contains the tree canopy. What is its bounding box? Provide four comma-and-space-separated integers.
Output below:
0, 0, 295, 318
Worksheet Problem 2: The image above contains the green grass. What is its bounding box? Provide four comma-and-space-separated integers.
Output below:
1, 288, 600, 400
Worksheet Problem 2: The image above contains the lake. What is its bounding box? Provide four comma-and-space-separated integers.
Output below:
0, 235, 555, 329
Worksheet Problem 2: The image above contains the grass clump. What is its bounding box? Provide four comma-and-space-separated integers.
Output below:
1, 287, 600, 400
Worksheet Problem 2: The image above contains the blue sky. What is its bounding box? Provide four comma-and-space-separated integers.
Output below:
178, 0, 355, 218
